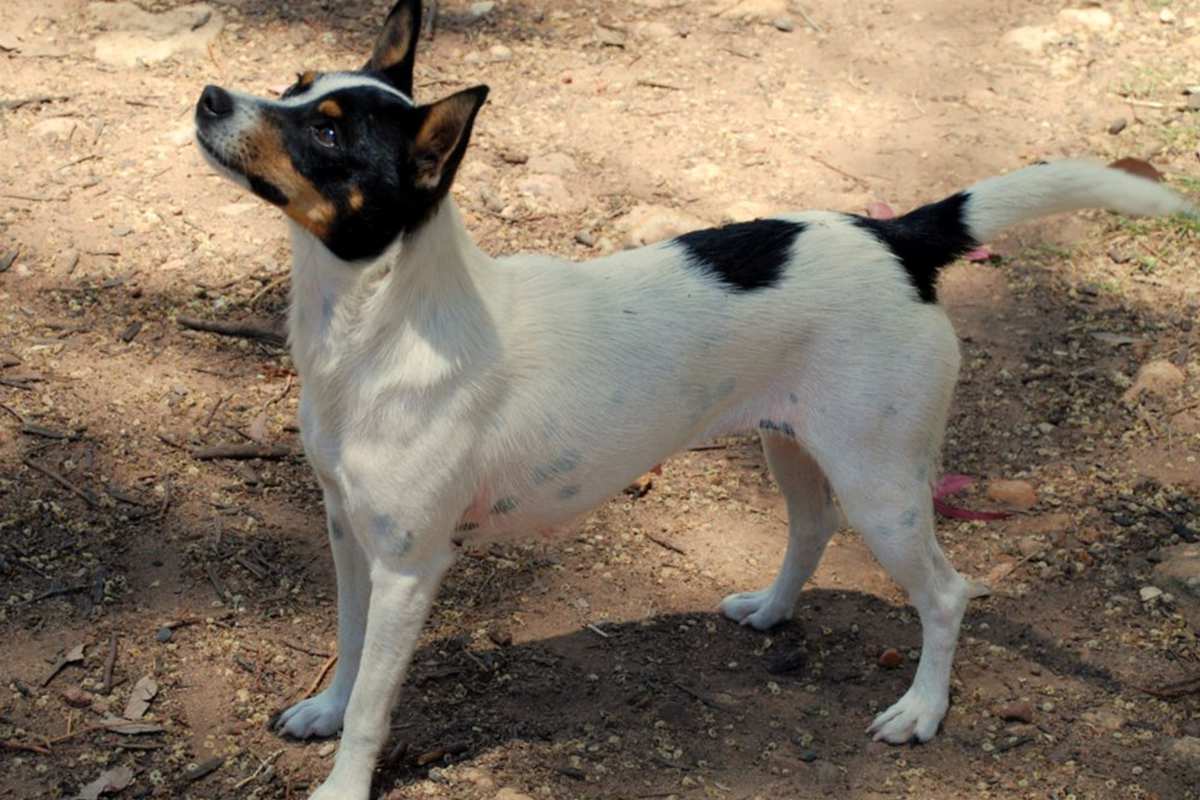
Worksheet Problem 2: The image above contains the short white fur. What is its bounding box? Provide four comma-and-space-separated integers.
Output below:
261, 146, 1190, 799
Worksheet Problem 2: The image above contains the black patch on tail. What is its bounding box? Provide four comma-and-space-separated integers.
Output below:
674, 219, 806, 292
851, 192, 977, 303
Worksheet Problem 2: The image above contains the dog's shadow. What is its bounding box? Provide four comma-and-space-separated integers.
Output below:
310, 588, 1123, 799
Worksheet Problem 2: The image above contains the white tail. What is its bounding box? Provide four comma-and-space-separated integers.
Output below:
963, 159, 1195, 242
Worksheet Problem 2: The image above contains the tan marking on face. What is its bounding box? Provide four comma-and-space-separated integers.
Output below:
347, 186, 364, 212
317, 99, 343, 118
244, 119, 336, 238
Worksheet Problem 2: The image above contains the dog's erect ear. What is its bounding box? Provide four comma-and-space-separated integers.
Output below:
412, 85, 489, 193
367, 0, 421, 96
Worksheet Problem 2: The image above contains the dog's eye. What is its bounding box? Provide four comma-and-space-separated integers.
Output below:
312, 124, 338, 148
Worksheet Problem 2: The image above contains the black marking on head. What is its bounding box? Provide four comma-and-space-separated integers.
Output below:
674, 219, 806, 292
758, 419, 796, 438
850, 192, 977, 303
366, 0, 422, 97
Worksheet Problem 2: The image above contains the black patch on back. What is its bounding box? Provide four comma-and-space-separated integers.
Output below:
674, 219, 806, 292
850, 192, 977, 303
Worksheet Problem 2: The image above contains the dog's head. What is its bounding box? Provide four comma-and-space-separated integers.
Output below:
194, 0, 487, 262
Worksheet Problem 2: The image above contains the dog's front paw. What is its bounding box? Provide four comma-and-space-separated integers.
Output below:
718, 589, 792, 631
274, 691, 347, 739
868, 687, 948, 744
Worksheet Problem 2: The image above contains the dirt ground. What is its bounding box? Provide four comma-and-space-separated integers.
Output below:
2, 0, 1200, 798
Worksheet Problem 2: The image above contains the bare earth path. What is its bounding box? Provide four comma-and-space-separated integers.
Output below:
1, 1, 1199, 798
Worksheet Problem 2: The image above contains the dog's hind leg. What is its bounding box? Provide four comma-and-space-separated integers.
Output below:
308, 534, 454, 800
719, 433, 841, 631
276, 490, 370, 739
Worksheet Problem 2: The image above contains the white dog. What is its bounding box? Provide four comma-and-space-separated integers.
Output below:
192, 1, 1194, 796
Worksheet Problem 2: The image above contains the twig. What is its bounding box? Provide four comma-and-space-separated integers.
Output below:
0, 192, 67, 203
809, 154, 869, 188
672, 681, 725, 711
203, 395, 226, 429
645, 533, 687, 556
205, 562, 230, 604
794, 4, 823, 32
0, 402, 23, 423
282, 640, 332, 659
248, 273, 290, 307
586, 623, 611, 639
177, 315, 286, 348
0, 94, 70, 111
192, 443, 293, 460
0, 739, 51, 755
636, 79, 684, 91
1113, 95, 1167, 110
232, 749, 285, 790
1138, 674, 1200, 699
28, 584, 88, 604
306, 654, 338, 698
101, 633, 118, 695
21, 457, 98, 507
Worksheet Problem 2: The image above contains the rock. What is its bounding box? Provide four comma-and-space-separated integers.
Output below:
62, 686, 93, 708
1057, 8, 1114, 32
877, 648, 903, 669
526, 152, 577, 176
155, 626, 173, 643
1002, 26, 1058, 53
516, 174, 580, 213
1160, 8, 1177, 25
32, 117, 79, 141
1139, 585, 1163, 602
773, 16, 795, 32
1152, 543, 1200, 598
1108, 117, 1127, 135
495, 790, 534, 800
719, 0, 789, 22
88, 2, 224, 67
489, 44, 513, 62
574, 230, 596, 247
499, 148, 529, 165
986, 479, 1037, 509
995, 700, 1035, 724
596, 27, 626, 48
317, 741, 336, 758
1016, 536, 1043, 558
1188, 94, 1200, 112
1082, 708, 1125, 732
479, 186, 505, 213
684, 162, 722, 185
618, 204, 707, 248
56, 250, 80, 274
469, 1, 496, 18
722, 200, 773, 223
1167, 736, 1200, 768
635, 21, 677, 40
1123, 359, 1185, 403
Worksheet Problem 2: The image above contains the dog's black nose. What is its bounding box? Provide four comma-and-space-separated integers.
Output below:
198, 85, 235, 119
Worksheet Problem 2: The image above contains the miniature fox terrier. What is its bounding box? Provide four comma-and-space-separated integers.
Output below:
193, 1, 1194, 796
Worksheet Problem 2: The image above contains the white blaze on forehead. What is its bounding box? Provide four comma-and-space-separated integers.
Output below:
277, 73, 414, 107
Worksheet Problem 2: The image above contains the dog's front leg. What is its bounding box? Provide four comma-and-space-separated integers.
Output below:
308, 531, 454, 800
276, 490, 369, 738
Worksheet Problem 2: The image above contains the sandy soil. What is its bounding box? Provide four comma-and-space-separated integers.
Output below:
1, 1, 1199, 798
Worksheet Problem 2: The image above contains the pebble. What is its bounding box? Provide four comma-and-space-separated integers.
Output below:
499, 148, 529, 165
1107, 117, 1127, 135
1188, 94, 1200, 112
877, 648, 903, 669
1152, 543, 1200, 597
996, 700, 1035, 723
479, 187, 505, 213
155, 626, 173, 643
1123, 359, 1185, 403
1139, 585, 1163, 602
1002, 25, 1058, 53
772, 16, 795, 32
619, 203, 707, 248
56, 249, 80, 273
62, 686, 93, 708
1160, 7, 1176, 24
317, 742, 336, 758
489, 44, 513, 62
469, 1, 495, 18
1057, 8, 1114, 31
517, 173, 580, 213
986, 479, 1037, 509
574, 230, 596, 247
797, 749, 818, 762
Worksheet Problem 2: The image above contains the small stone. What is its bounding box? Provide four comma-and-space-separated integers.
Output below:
62, 686, 93, 708
986, 479, 1037, 509
1037, 422, 1056, 434
798, 749, 818, 762
1016, 537, 1043, 558
479, 187, 505, 213
1057, 8, 1114, 31
1123, 359, 1185, 403
32, 117, 79, 141
878, 648, 903, 669
317, 741, 336, 758
112, 225, 133, 238
1002, 25, 1058, 53
499, 148, 529, 165
635, 21, 676, 39
1082, 709, 1125, 731
1139, 585, 1163, 602
772, 16, 795, 32
619, 203, 707, 248
469, 1, 495, 18
574, 230, 596, 247
1107, 117, 1127, 135
489, 44, 513, 62
1160, 8, 1176, 24
1188, 94, 1200, 112
995, 700, 1035, 724
56, 249, 80, 273
155, 627, 173, 643
1153, 544, 1200, 597
517, 173, 580, 213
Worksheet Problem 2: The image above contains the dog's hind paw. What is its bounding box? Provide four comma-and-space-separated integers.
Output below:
868, 688, 947, 744
718, 589, 792, 631
274, 691, 347, 739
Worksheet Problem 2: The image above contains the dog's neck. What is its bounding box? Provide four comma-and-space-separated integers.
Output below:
287, 199, 497, 385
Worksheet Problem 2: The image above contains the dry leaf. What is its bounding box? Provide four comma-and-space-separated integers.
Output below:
247, 410, 268, 443
42, 642, 86, 687
73, 766, 134, 800
98, 715, 164, 735
123, 675, 158, 720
